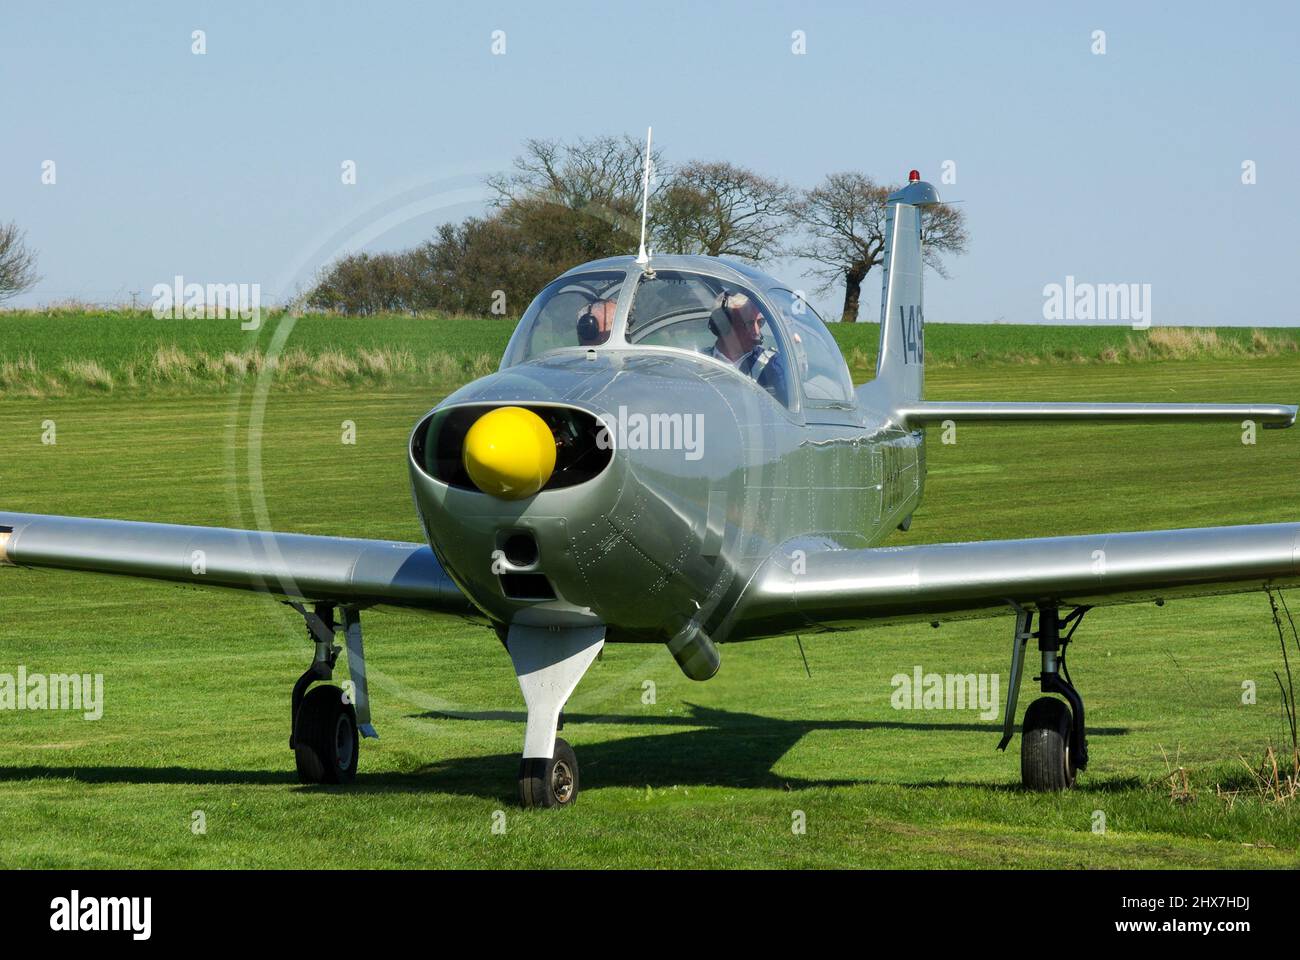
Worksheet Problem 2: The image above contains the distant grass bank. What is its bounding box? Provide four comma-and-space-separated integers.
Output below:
834, 323, 1300, 368
2, 309, 1298, 397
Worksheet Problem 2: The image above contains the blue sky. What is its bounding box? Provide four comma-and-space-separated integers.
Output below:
3, 0, 1297, 325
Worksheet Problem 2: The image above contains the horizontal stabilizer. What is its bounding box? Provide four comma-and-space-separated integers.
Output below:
895, 401, 1297, 429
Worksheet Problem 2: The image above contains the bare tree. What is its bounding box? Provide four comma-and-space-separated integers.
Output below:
486, 134, 663, 244
486, 139, 798, 264
0, 222, 40, 303
789, 173, 968, 322
653, 160, 794, 260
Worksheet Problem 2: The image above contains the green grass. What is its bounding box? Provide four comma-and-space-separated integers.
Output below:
2, 309, 1298, 397
0, 310, 509, 397
1, 339, 1299, 866
0, 309, 515, 364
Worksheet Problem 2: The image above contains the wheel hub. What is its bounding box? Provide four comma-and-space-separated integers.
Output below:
335, 715, 354, 772
551, 759, 574, 803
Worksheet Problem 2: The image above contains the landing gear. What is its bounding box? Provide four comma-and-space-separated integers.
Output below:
295, 685, 359, 783
507, 623, 604, 809
998, 602, 1090, 791
1021, 696, 1077, 790
287, 601, 377, 785
518, 737, 579, 807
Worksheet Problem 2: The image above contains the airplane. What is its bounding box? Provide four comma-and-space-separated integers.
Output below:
3, 169, 1298, 808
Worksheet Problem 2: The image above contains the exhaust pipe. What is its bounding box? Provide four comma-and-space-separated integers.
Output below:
667, 622, 720, 681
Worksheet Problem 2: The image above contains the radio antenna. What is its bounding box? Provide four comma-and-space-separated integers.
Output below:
635, 126, 653, 267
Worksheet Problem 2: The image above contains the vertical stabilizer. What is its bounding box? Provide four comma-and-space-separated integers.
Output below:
863, 171, 940, 410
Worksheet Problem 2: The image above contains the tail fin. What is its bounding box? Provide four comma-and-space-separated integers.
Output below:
862, 172, 939, 409
857, 175, 1298, 433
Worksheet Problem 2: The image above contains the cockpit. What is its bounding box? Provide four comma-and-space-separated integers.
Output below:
500, 256, 855, 412
504, 270, 626, 357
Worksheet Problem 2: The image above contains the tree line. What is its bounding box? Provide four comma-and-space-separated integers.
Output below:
305, 135, 968, 323
0, 138, 969, 322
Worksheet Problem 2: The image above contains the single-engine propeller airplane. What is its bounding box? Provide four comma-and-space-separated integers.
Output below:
3, 169, 1297, 808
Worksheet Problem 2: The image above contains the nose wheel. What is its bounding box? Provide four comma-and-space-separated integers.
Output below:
518, 737, 579, 807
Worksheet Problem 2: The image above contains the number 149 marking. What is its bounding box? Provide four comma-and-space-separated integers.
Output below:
898, 305, 924, 364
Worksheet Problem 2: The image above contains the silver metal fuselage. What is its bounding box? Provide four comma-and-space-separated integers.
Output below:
407, 257, 923, 654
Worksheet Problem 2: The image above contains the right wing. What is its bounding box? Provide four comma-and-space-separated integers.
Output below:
0, 511, 475, 614
740, 522, 1300, 636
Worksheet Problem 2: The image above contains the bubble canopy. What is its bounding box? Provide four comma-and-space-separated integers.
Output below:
500, 270, 627, 364
502, 255, 795, 364
498, 255, 855, 414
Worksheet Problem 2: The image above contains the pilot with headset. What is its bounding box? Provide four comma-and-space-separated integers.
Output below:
576, 298, 617, 346
707, 289, 786, 401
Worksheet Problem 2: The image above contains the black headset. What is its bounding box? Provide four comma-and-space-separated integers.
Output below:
576, 301, 603, 344
708, 287, 777, 386
708, 289, 739, 338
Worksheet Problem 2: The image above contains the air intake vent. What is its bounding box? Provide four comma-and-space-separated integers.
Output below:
499, 573, 556, 601
412, 404, 613, 492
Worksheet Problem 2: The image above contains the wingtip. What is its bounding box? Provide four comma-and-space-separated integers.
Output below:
1265, 405, 1298, 429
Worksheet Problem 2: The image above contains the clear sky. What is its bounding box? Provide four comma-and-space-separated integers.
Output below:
3, 0, 1297, 325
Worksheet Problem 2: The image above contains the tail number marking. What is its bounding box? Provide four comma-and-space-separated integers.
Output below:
898, 305, 924, 364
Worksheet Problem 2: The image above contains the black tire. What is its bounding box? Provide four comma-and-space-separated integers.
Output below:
294, 685, 359, 785
1021, 696, 1077, 791
517, 737, 579, 808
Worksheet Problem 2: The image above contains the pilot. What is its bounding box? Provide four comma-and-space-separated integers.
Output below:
707, 290, 786, 401
576, 298, 617, 346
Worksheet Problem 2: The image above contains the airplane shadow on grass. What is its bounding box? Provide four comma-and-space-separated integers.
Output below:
0, 703, 1136, 801
401, 702, 1136, 801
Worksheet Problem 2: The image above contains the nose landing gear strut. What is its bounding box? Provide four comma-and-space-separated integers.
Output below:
507, 622, 605, 808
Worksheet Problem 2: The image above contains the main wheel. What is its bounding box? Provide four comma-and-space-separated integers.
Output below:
1021, 696, 1077, 791
294, 685, 359, 785
518, 737, 579, 808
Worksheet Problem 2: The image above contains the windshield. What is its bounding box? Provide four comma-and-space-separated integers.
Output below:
625, 270, 793, 407
503, 271, 625, 364
768, 289, 854, 405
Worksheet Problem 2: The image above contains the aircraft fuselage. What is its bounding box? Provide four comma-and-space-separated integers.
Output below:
408, 348, 923, 668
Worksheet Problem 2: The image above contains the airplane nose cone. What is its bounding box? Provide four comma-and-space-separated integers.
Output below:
462, 406, 557, 500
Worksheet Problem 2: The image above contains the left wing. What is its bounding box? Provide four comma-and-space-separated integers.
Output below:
741, 522, 1300, 635
0, 511, 474, 613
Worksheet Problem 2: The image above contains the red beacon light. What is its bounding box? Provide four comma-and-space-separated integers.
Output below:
908, 169, 921, 182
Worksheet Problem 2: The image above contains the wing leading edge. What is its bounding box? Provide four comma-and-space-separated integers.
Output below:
740, 522, 1300, 636
0, 511, 474, 613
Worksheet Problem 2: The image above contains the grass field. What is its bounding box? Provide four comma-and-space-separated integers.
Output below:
1, 315, 1299, 867
2, 310, 1298, 396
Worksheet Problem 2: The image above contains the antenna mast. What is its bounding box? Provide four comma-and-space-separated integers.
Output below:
635, 126, 653, 266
